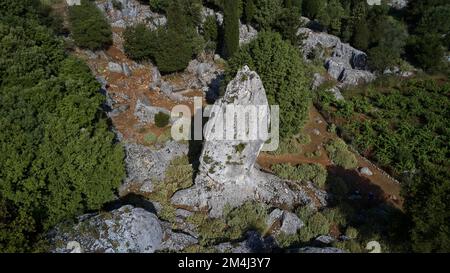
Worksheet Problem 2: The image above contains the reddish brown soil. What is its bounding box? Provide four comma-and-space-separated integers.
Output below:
258, 106, 403, 209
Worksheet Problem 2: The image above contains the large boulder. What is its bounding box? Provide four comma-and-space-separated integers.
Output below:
280, 212, 304, 235
48, 206, 163, 253
171, 66, 320, 217
298, 28, 375, 87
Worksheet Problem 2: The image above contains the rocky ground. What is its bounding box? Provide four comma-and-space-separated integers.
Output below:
50, 0, 403, 253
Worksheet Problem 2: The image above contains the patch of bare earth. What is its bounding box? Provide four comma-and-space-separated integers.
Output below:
258, 106, 403, 209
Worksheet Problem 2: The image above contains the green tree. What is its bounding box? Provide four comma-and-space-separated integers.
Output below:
410, 33, 445, 72
223, 0, 240, 59
318, 0, 345, 35
226, 32, 311, 138
368, 16, 408, 71
124, 23, 158, 60
68, 0, 112, 50
403, 161, 450, 252
252, 0, 283, 30
202, 15, 219, 52
153, 0, 202, 73
244, 0, 256, 23
352, 19, 370, 50
302, 0, 325, 19
0, 5, 125, 251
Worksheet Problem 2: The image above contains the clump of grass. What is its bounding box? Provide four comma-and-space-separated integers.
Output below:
187, 202, 268, 246
325, 139, 358, 169
144, 132, 158, 144
271, 163, 328, 188
148, 155, 193, 222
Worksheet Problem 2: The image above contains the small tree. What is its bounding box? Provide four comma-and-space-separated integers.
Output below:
352, 19, 370, 50
124, 24, 157, 60
303, 0, 325, 19
244, 0, 256, 23
68, 0, 112, 50
152, 0, 202, 73
202, 16, 219, 52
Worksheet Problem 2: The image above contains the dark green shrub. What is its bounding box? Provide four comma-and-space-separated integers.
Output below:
155, 112, 170, 128
124, 24, 157, 60
68, 0, 112, 50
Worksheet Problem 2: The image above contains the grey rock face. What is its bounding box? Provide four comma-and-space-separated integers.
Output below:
149, 66, 162, 90
122, 141, 188, 195
239, 21, 258, 45
280, 212, 304, 235
96, 0, 166, 30
312, 73, 326, 90
171, 67, 318, 217
160, 81, 174, 95
49, 206, 163, 253
266, 209, 284, 230
315, 235, 336, 245
299, 28, 375, 87
122, 63, 132, 77
327, 86, 345, 101
108, 62, 124, 73
160, 229, 198, 252
359, 167, 373, 177
187, 58, 225, 100
340, 68, 376, 86
199, 66, 269, 183
134, 97, 171, 124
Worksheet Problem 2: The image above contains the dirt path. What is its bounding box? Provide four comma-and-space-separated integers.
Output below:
258, 106, 403, 209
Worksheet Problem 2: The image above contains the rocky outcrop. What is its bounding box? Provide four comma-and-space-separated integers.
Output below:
122, 142, 188, 195
186, 58, 224, 100
171, 66, 321, 217
266, 209, 304, 236
48, 206, 163, 253
149, 66, 162, 91
239, 21, 258, 45
96, 0, 166, 30
201, 7, 223, 26
299, 28, 375, 87
133, 97, 171, 124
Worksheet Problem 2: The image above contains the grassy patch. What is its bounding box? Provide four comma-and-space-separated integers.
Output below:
325, 139, 358, 169
148, 155, 193, 222
271, 163, 328, 188
187, 202, 268, 246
